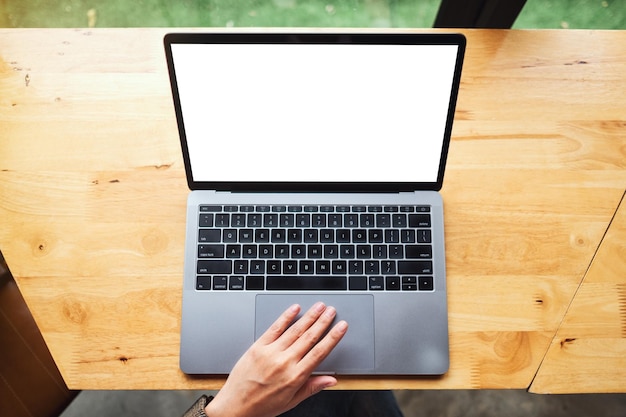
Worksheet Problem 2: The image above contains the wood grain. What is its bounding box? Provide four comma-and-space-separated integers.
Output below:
530, 194, 626, 393
1, 28, 625, 390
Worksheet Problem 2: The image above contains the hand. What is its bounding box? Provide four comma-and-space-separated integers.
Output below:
205, 302, 348, 417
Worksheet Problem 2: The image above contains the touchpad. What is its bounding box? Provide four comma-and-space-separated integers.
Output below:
255, 294, 375, 373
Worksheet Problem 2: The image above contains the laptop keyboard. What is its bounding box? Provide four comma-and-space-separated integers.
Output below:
195, 205, 435, 292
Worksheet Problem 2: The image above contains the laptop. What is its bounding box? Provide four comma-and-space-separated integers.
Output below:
164, 32, 465, 375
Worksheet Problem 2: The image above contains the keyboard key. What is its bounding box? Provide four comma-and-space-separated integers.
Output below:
409, 214, 431, 228
312, 214, 326, 227
381, 260, 396, 275
242, 245, 257, 258
272, 229, 286, 243
234, 260, 248, 274
320, 229, 334, 243
283, 260, 298, 274
356, 245, 371, 259
389, 245, 404, 258
197, 260, 232, 274
259, 245, 273, 258
369, 276, 384, 290
308, 245, 323, 258
418, 276, 434, 291
296, 214, 311, 227
223, 229, 237, 243
365, 261, 379, 274
340, 244, 355, 259
275, 245, 290, 258
246, 276, 264, 290
386, 276, 401, 290
417, 230, 432, 243
199, 229, 220, 243
328, 214, 342, 227
369, 229, 383, 243
401, 229, 416, 243
332, 260, 347, 274
248, 214, 262, 227
196, 276, 211, 290
226, 244, 241, 258
255, 229, 270, 243
316, 260, 331, 274
200, 205, 221, 212
376, 214, 390, 227
267, 260, 281, 274
349, 261, 364, 274
264, 214, 278, 227
231, 214, 245, 227
199, 213, 213, 227
239, 229, 253, 242
353, 230, 367, 243
344, 214, 359, 227
215, 214, 230, 227
292, 245, 306, 258
288, 229, 302, 243
304, 229, 318, 243
250, 260, 265, 274
402, 276, 417, 291
280, 214, 294, 227
360, 214, 375, 227
267, 276, 347, 291
212, 276, 228, 290
299, 260, 315, 274
229, 276, 244, 290
398, 261, 433, 274
349, 276, 367, 290
324, 245, 339, 259
392, 214, 407, 228
198, 244, 224, 258
405, 245, 433, 259
385, 229, 400, 243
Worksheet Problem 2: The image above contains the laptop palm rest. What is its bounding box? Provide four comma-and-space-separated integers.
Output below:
255, 294, 375, 373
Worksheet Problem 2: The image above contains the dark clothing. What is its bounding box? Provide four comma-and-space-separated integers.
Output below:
184, 390, 404, 417
279, 391, 404, 417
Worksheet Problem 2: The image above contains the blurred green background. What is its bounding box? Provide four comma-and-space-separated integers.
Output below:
1, 0, 624, 29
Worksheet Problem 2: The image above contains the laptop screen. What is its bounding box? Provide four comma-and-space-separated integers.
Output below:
165, 33, 465, 192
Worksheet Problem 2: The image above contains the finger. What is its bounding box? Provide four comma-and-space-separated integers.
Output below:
256, 304, 301, 345
289, 375, 338, 408
299, 320, 348, 372
289, 305, 337, 357
276, 302, 326, 348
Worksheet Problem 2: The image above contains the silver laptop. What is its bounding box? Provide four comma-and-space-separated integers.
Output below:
164, 32, 465, 375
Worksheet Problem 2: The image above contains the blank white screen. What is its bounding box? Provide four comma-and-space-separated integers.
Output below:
172, 43, 458, 183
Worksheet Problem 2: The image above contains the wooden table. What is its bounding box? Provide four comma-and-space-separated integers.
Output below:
1, 29, 625, 393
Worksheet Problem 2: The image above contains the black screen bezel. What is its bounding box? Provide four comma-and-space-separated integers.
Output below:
164, 32, 466, 193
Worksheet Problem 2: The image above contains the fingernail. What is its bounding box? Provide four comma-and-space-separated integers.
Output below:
314, 302, 326, 312
336, 320, 348, 333
324, 306, 336, 318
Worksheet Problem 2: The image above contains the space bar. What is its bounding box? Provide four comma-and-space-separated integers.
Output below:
267, 276, 347, 291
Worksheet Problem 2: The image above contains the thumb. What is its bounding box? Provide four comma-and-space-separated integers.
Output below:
291, 375, 338, 406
